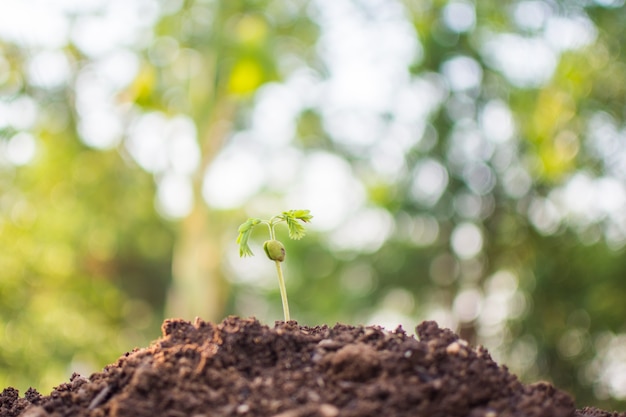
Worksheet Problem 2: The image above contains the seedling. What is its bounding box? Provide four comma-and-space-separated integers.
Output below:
236, 210, 313, 322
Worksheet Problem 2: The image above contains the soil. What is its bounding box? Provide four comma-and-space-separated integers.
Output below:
1, 316, 624, 417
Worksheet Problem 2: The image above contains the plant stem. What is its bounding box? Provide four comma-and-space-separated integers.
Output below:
274, 260, 290, 321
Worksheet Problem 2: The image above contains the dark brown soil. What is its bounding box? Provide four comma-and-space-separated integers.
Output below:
1, 317, 624, 417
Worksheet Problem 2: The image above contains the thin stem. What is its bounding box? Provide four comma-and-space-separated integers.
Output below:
274, 260, 290, 322
264, 221, 275, 240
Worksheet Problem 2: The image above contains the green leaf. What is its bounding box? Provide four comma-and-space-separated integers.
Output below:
281, 210, 311, 240
236, 218, 261, 257
289, 209, 313, 223
285, 217, 306, 239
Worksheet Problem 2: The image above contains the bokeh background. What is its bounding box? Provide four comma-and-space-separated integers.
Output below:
2, 0, 626, 410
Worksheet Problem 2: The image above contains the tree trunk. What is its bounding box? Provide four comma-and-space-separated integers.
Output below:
165, 98, 235, 321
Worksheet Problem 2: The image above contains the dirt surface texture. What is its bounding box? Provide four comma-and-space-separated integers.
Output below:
2, 316, 624, 417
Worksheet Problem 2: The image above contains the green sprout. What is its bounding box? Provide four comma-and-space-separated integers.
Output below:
236, 210, 313, 322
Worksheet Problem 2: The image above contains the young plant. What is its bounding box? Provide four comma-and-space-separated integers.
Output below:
236, 210, 313, 322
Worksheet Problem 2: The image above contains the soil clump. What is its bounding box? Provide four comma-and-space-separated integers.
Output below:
1, 316, 624, 417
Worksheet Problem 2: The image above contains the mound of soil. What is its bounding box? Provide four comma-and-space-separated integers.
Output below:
1, 316, 624, 417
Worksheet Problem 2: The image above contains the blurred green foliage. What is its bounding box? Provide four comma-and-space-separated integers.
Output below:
2, 0, 626, 411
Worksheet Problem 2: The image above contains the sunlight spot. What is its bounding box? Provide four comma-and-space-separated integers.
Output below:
313, 0, 422, 160
71, 0, 159, 57
5, 96, 38, 131
551, 173, 598, 223
286, 151, 365, 231
558, 328, 588, 358
482, 33, 556, 88
451, 222, 483, 259
442, 1, 476, 33
74, 68, 116, 112
441, 56, 482, 92
167, 116, 200, 176
27, 50, 72, 89
544, 172, 626, 246
486, 270, 518, 299
225, 242, 276, 289
126, 112, 170, 173
156, 172, 193, 219
251, 83, 300, 147
502, 165, 532, 198
4, 132, 37, 166
316, 0, 419, 112
95, 50, 140, 89
78, 109, 123, 150
323, 109, 385, 150
369, 131, 410, 182
588, 333, 626, 399
453, 287, 482, 322
393, 74, 448, 125
512, 1, 551, 32
0, 1, 69, 48
447, 120, 486, 165
586, 112, 626, 180
263, 147, 304, 193
202, 142, 266, 209
596, 177, 626, 214
528, 197, 561, 235
508, 335, 538, 374
382, 288, 415, 314
409, 215, 440, 247
328, 207, 394, 253
126, 112, 199, 175
480, 100, 515, 143
463, 163, 496, 195
410, 158, 449, 207
544, 16, 597, 52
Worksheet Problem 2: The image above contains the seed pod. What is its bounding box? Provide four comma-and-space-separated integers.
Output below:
263, 240, 286, 262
